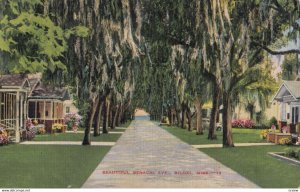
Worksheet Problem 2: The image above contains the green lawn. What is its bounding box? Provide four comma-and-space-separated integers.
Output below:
117, 120, 132, 128
200, 145, 300, 188
107, 128, 126, 132
161, 126, 265, 145
34, 133, 121, 142
0, 144, 111, 188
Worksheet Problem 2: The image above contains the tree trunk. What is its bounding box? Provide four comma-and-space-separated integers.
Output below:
83, 97, 99, 145
168, 108, 173, 125
116, 104, 122, 126
222, 92, 234, 147
94, 100, 103, 137
117, 104, 123, 125
102, 98, 110, 134
181, 102, 186, 129
208, 84, 220, 140
194, 96, 203, 135
109, 105, 113, 128
175, 107, 181, 127
186, 107, 192, 131
111, 105, 119, 129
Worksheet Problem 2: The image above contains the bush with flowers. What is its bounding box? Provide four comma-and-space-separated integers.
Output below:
232, 119, 254, 128
296, 137, 300, 145
52, 123, 64, 132
33, 119, 38, 126
37, 127, 46, 135
278, 137, 292, 145
64, 113, 81, 132
25, 118, 36, 140
260, 130, 269, 139
0, 127, 8, 145
260, 129, 280, 139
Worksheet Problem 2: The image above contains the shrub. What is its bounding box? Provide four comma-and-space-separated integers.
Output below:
33, 119, 38, 126
26, 127, 36, 140
260, 130, 268, 139
64, 113, 81, 132
232, 119, 254, 128
37, 128, 46, 135
268, 116, 278, 128
279, 138, 292, 145
52, 123, 64, 132
161, 116, 170, 124
297, 149, 300, 160
25, 118, 36, 140
0, 127, 8, 145
25, 118, 33, 129
284, 148, 295, 157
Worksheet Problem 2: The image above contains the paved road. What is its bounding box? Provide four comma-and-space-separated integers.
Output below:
82, 119, 257, 188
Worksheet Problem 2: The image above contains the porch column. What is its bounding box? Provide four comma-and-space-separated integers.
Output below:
43, 100, 46, 124
35, 101, 37, 119
20, 94, 23, 129
15, 91, 20, 143
0, 93, 2, 122
24, 96, 27, 120
50, 101, 53, 122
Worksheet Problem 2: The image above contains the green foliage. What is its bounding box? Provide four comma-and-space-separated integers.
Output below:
279, 138, 292, 145
0, 0, 89, 73
282, 54, 299, 80
284, 148, 296, 157
283, 148, 300, 160
295, 148, 300, 159
269, 116, 278, 128
65, 26, 89, 39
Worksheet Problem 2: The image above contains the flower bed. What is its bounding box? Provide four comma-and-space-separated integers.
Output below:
232, 119, 254, 128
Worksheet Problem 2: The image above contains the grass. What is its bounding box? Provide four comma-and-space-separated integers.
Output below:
161, 125, 265, 145
117, 120, 132, 128
75, 120, 132, 132
107, 128, 126, 132
34, 133, 121, 142
200, 145, 300, 188
0, 144, 111, 188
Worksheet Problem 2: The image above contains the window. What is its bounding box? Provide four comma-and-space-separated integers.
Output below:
66, 106, 70, 113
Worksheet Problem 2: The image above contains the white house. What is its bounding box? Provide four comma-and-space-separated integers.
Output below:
272, 78, 300, 134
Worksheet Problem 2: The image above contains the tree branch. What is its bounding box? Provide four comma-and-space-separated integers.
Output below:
251, 41, 300, 55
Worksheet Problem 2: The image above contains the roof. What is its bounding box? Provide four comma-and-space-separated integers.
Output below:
283, 81, 300, 98
28, 78, 40, 89
272, 80, 300, 102
0, 74, 30, 88
28, 84, 69, 100
0, 73, 70, 100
